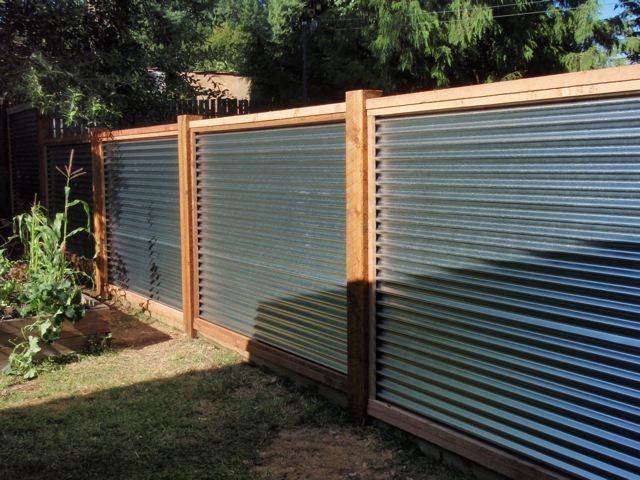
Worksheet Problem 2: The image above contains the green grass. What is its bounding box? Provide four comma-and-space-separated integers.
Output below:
0, 309, 466, 480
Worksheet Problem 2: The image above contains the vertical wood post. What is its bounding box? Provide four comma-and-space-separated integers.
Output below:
91, 129, 107, 297
178, 115, 202, 337
345, 89, 382, 418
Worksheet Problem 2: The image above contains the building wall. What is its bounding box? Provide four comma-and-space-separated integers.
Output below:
188, 72, 252, 100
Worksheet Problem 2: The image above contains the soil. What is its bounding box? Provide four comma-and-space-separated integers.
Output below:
255, 427, 398, 480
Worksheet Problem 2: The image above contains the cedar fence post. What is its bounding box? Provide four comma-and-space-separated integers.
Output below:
178, 115, 202, 337
91, 128, 108, 297
345, 89, 382, 418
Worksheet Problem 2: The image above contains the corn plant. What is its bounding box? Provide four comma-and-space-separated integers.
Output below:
3, 151, 92, 379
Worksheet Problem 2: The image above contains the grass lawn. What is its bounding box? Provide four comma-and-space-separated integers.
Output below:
0, 307, 467, 480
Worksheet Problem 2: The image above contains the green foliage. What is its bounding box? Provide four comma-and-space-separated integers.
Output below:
193, 0, 637, 103
0, 250, 17, 310
1, 1, 639, 116
0, 0, 219, 126
5, 335, 42, 380
357, 0, 630, 91
1, 154, 91, 379
82, 333, 113, 356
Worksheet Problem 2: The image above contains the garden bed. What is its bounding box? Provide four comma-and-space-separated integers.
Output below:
0, 294, 110, 368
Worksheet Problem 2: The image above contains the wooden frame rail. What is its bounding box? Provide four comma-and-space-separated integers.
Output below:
189, 102, 346, 134
194, 317, 347, 393
366, 64, 640, 117
107, 284, 184, 330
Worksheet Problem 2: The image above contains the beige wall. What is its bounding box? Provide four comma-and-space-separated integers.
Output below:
188, 72, 252, 100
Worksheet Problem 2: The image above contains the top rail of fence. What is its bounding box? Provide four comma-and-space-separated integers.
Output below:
189, 102, 346, 133
365, 64, 640, 117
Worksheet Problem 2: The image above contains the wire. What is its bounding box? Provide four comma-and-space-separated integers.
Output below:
332, 1, 616, 31
330, 0, 556, 25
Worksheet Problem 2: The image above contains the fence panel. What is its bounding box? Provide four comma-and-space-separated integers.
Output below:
373, 97, 640, 480
47, 142, 94, 257
8, 108, 39, 214
195, 123, 348, 373
104, 138, 182, 309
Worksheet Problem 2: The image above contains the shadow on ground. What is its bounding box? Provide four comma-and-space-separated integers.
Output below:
107, 308, 173, 351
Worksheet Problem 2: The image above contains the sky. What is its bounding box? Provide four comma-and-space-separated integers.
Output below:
600, 1, 619, 19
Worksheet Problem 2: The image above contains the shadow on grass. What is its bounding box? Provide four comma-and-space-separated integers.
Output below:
0, 361, 341, 480
107, 308, 173, 351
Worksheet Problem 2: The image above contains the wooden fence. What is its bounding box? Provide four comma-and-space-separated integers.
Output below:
15, 64, 640, 480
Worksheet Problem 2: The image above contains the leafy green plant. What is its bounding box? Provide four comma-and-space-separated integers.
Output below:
2, 152, 92, 379
0, 250, 16, 310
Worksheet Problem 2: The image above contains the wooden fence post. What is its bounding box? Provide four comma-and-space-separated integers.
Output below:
178, 115, 202, 337
345, 89, 382, 418
91, 128, 108, 297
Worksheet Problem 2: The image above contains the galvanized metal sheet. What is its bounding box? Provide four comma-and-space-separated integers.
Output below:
104, 139, 182, 309
47, 143, 94, 258
9, 108, 39, 214
196, 123, 347, 373
374, 97, 640, 480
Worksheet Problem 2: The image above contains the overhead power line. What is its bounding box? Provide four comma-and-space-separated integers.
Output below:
331, 0, 556, 25
331, 1, 616, 31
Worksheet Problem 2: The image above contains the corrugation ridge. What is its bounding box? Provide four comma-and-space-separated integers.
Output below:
377, 354, 639, 466
376, 306, 640, 400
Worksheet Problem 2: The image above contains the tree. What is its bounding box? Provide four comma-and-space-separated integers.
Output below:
1, 0, 637, 120
357, 0, 635, 92
614, 1, 640, 61
196, 0, 637, 104
193, 0, 379, 105
0, 0, 219, 126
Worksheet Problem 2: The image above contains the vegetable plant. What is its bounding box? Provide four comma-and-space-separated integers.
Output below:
1, 151, 93, 379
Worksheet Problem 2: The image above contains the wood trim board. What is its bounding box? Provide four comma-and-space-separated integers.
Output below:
107, 284, 184, 330
177, 115, 202, 337
345, 89, 382, 418
368, 400, 570, 480
367, 65, 640, 117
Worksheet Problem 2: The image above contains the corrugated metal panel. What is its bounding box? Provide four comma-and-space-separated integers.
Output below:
374, 97, 640, 480
104, 139, 182, 309
196, 123, 347, 373
47, 143, 94, 258
9, 109, 39, 213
